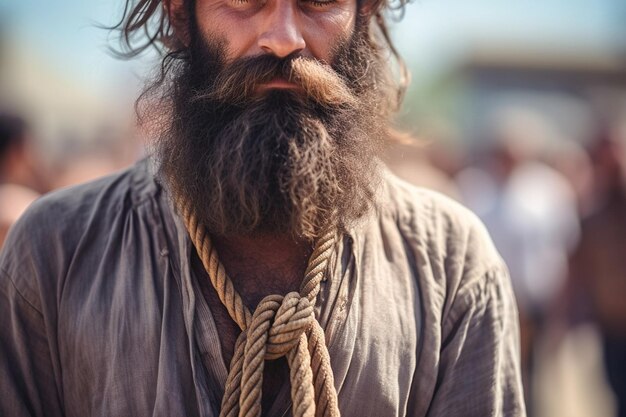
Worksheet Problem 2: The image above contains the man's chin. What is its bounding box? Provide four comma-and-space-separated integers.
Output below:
249, 88, 308, 108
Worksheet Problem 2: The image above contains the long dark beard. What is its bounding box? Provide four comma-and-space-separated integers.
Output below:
152, 26, 392, 240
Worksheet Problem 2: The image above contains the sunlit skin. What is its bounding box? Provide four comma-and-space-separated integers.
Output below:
188, 0, 358, 89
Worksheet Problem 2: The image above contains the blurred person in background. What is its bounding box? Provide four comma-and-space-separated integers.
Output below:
567, 120, 626, 417
456, 108, 580, 415
0, 113, 44, 247
542, 137, 594, 216
0, 0, 526, 415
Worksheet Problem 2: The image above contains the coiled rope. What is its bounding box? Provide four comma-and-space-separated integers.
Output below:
179, 200, 341, 417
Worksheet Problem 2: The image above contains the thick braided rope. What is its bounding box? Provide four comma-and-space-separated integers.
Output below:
179, 201, 251, 330
178, 199, 340, 417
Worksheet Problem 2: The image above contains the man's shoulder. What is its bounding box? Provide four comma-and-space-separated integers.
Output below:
383, 171, 474, 221
380, 171, 504, 282
0, 160, 159, 294
9, 160, 154, 236
382, 171, 490, 244
52, 158, 155, 209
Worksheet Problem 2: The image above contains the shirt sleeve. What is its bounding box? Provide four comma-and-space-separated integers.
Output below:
0, 268, 64, 416
426, 265, 526, 417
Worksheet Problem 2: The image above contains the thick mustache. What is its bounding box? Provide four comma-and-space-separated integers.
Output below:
192, 54, 357, 108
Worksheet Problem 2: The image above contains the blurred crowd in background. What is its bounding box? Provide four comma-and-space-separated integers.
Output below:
1, 0, 625, 416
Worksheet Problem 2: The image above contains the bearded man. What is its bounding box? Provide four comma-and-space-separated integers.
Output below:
0, 0, 525, 415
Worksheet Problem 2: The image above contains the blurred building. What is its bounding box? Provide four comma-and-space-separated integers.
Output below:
457, 45, 626, 148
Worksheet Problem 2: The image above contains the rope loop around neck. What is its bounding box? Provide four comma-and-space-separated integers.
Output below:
177, 199, 341, 417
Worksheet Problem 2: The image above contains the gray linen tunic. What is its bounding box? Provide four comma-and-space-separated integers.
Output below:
0, 159, 525, 416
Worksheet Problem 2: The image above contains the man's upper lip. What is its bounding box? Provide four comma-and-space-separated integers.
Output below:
261, 77, 298, 89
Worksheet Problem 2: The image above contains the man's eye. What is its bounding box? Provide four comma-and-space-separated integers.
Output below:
304, 0, 337, 7
231, 0, 251, 7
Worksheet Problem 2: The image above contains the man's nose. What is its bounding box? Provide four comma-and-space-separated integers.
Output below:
257, 0, 306, 58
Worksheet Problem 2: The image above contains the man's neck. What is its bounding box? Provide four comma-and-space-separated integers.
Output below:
211, 233, 313, 308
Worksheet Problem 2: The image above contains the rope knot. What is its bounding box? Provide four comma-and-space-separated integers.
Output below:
266, 292, 315, 360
